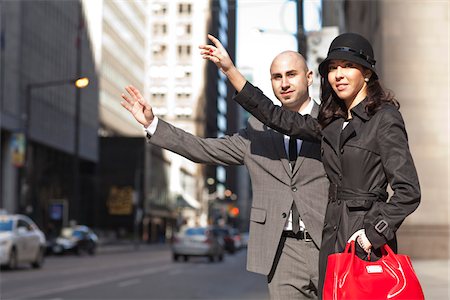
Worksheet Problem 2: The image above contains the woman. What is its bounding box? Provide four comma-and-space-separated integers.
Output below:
201, 32, 421, 298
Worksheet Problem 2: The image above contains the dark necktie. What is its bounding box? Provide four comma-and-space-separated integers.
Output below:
288, 137, 300, 233
288, 137, 297, 168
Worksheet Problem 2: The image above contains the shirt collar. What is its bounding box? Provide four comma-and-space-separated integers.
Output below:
299, 98, 315, 116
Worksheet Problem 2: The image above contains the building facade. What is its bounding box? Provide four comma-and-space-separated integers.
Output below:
0, 0, 99, 231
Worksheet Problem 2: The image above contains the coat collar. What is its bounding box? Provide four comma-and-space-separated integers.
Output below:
350, 97, 371, 121
322, 97, 372, 153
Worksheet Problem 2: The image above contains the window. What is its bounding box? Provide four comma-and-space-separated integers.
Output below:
152, 44, 167, 60
175, 65, 192, 79
178, 3, 192, 15
152, 3, 167, 15
176, 23, 192, 36
153, 23, 167, 36
177, 45, 191, 58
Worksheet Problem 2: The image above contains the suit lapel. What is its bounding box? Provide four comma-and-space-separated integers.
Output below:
292, 100, 319, 176
269, 130, 292, 177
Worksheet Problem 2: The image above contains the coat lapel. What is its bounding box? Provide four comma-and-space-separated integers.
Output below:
322, 118, 343, 155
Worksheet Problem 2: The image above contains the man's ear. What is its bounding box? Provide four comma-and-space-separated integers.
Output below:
307, 70, 313, 87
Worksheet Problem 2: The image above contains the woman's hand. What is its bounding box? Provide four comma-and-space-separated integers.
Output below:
199, 34, 234, 74
121, 85, 154, 128
348, 229, 372, 254
199, 34, 247, 92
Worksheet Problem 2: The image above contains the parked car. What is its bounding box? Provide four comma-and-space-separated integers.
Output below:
51, 225, 98, 255
172, 226, 224, 263
0, 214, 46, 270
211, 226, 236, 254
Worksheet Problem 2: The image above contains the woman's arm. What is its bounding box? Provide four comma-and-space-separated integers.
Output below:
364, 107, 421, 249
200, 35, 322, 142
234, 81, 322, 142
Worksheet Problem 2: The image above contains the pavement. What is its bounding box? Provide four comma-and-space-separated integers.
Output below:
97, 241, 450, 300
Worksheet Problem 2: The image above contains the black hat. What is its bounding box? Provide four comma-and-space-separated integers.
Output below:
318, 32, 378, 79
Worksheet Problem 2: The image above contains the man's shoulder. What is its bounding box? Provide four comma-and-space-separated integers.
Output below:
247, 115, 271, 132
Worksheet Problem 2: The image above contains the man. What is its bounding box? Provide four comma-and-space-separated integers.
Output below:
121, 49, 328, 299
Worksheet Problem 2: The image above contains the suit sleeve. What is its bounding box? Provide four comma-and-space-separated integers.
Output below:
148, 118, 247, 166
364, 108, 421, 249
233, 81, 322, 142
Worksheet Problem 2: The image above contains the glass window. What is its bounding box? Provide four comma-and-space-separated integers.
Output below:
178, 3, 192, 15
0, 219, 13, 231
152, 3, 167, 15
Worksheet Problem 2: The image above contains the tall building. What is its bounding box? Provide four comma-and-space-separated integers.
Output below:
98, 0, 147, 136
0, 0, 99, 229
144, 1, 212, 227
322, 0, 449, 259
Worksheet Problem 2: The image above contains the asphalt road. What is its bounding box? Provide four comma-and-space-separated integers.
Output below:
0, 244, 269, 300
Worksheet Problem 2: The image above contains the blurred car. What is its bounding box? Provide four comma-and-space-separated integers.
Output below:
229, 228, 243, 250
0, 214, 46, 270
211, 226, 236, 254
172, 226, 224, 262
240, 231, 249, 248
51, 225, 98, 255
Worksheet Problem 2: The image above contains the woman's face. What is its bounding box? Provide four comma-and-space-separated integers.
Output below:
327, 59, 370, 108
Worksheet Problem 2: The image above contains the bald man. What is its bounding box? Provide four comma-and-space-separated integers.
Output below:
121, 50, 328, 299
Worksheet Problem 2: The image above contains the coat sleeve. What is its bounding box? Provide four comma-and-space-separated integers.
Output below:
364, 107, 421, 249
148, 118, 247, 166
233, 81, 322, 142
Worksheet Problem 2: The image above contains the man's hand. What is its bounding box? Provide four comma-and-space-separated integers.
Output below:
199, 34, 246, 92
121, 85, 154, 128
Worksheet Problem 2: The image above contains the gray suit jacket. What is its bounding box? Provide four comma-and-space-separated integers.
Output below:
148, 101, 329, 275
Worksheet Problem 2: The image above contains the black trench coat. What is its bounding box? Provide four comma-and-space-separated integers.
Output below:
234, 82, 421, 296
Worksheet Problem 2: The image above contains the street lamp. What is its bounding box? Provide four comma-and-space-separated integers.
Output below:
21, 77, 89, 215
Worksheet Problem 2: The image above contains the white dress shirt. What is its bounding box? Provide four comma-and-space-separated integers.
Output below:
283, 98, 315, 231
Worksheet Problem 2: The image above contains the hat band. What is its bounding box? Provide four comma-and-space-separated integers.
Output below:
329, 47, 376, 66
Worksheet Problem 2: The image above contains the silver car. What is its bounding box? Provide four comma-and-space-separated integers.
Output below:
0, 214, 46, 269
172, 226, 224, 263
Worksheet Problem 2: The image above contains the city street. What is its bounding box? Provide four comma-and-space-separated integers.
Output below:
1, 243, 449, 300
1, 244, 269, 300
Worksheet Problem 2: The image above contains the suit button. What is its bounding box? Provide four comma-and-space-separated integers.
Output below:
338, 174, 343, 180
340, 148, 344, 154
291, 187, 297, 192
282, 213, 287, 218
333, 225, 338, 231
337, 200, 342, 205
321, 148, 324, 156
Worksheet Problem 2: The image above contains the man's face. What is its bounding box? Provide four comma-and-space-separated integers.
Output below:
270, 52, 313, 112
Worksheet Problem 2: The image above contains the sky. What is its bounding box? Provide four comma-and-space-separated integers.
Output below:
236, 0, 322, 104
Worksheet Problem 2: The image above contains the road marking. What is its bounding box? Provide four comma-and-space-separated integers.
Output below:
4, 264, 176, 299
117, 278, 141, 287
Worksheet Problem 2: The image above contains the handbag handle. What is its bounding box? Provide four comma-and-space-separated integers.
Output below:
344, 241, 396, 260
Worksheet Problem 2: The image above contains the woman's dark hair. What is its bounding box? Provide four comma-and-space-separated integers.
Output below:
318, 73, 399, 128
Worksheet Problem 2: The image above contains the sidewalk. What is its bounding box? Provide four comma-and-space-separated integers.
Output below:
97, 241, 449, 299
412, 259, 449, 300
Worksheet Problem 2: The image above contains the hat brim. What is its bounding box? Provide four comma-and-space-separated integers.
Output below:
318, 51, 378, 79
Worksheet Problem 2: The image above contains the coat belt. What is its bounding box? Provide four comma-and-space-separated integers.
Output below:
328, 183, 388, 202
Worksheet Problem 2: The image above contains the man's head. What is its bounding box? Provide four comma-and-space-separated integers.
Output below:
270, 51, 313, 112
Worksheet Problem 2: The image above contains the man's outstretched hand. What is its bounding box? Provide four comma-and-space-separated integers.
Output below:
121, 85, 154, 128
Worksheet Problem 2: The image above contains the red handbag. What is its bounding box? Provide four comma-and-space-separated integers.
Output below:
323, 241, 425, 300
